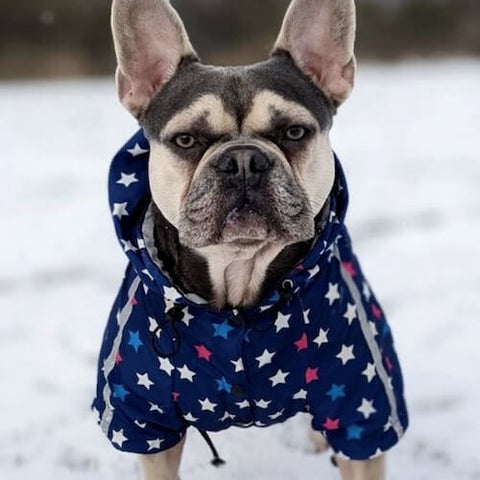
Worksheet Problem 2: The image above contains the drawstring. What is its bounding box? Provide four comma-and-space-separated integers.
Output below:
198, 430, 226, 467
151, 305, 184, 358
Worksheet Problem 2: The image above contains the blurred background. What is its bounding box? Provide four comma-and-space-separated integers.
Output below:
1, 0, 480, 78
2, 1, 480, 479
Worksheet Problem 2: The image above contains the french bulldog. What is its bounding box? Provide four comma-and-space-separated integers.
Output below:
93, 1, 409, 479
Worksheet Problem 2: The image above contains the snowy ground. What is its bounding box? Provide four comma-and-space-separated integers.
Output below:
1, 59, 480, 479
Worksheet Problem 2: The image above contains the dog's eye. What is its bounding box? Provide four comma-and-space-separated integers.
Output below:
285, 126, 308, 141
173, 134, 197, 149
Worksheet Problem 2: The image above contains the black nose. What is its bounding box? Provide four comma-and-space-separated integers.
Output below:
216, 146, 272, 186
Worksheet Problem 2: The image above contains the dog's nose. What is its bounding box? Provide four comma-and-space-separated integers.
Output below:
216, 147, 272, 186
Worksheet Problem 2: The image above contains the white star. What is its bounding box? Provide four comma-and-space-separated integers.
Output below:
343, 303, 357, 325
199, 398, 217, 412
158, 357, 175, 376
254, 399, 271, 409
384, 417, 393, 432
220, 412, 236, 422
231, 358, 244, 372
357, 398, 377, 419
269, 410, 285, 420
336, 344, 355, 365
184, 412, 198, 423
182, 307, 194, 327
149, 402, 164, 414
269, 369, 290, 387
148, 317, 159, 334
313, 328, 329, 348
135, 420, 147, 429
121, 239, 137, 253
325, 283, 341, 306
363, 281, 372, 301
177, 364, 196, 382
303, 309, 311, 324
236, 399, 250, 409
369, 321, 379, 337
362, 363, 377, 383
293, 389, 307, 400
255, 421, 267, 426
127, 143, 149, 157
143, 284, 149, 295
308, 265, 321, 279
163, 286, 182, 311
370, 448, 383, 460
111, 429, 128, 447
274, 312, 291, 333
112, 202, 129, 218
117, 172, 139, 187
137, 238, 146, 249
147, 438, 164, 451
136, 372, 154, 390
255, 349, 276, 368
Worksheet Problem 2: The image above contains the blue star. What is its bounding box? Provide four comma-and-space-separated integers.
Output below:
268, 291, 280, 303
244, 328, 252, 343
113, 384, 130, 402
382, 323, 391, 337
216, 377, 232, 393
212, 320, 234, 339
128, 330, 143, 352
346, 424, 364, 440
326, 384, 346, 401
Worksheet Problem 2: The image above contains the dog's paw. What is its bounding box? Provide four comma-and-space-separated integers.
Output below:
309, 430, 330, 454
279, 414, 330, 455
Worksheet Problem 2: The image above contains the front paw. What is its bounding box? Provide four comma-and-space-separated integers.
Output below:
309, 430, 330, 454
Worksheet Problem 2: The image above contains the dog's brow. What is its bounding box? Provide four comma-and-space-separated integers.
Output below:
162, 94, 236, 139
243, 90, 317, 133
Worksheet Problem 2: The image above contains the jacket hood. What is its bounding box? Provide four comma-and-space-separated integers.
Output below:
108, 129, 350, 311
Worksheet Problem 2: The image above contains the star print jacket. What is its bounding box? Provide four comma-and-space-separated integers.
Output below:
93, 129, 409, 461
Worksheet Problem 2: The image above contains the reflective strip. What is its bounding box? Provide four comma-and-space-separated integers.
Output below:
334, 245, 404, 439
100, 276, 142, 434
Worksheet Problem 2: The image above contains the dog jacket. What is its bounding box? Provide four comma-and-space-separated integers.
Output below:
92, 129, 409, 461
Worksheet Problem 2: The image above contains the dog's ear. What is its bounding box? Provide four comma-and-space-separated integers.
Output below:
111, 0, 197, 118
274, 0, 356, 106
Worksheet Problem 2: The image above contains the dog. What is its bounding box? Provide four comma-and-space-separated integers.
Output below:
92, 1, 409, 479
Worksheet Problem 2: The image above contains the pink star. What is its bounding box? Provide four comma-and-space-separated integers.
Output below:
305, 367, 319, 384
172, 392, 180, 402
342, 262, 357, 277
294, 333, 308, 352
195, 344, 212, 361
115, 352, 123, 364
372, 304, 383, 319
385, 356, 394, 372
131, 297, 138, 306
295, 263, 305, 271
322, 417, 340, 430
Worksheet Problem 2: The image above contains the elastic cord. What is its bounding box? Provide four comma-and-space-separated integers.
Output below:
198, 430, 226, 467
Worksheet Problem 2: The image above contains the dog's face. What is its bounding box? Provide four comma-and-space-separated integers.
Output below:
112, 0, 356, 256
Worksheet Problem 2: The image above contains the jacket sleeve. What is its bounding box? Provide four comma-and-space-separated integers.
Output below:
92, 265, 186, 454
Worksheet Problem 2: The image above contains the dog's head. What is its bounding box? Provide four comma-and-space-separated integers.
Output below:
111, 0, 356, 257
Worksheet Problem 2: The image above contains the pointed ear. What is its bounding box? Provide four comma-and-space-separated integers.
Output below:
274, 0, 356, 106
111, 0, 197, 118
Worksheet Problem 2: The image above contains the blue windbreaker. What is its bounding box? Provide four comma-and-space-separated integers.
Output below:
93, 129, 408, 461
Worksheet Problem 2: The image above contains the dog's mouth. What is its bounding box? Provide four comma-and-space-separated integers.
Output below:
220, 207, 270, 244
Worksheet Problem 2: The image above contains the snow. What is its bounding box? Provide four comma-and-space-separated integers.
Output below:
2, 58, 480, 479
